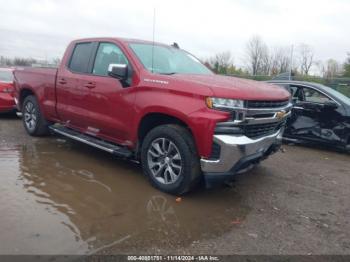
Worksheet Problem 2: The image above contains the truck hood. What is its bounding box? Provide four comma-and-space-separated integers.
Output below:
170, 74, 290, 101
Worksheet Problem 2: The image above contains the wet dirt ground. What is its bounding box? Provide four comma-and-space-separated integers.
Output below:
0, 115, 349, 255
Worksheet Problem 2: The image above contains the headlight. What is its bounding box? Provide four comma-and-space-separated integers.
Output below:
206, 97, 244, 110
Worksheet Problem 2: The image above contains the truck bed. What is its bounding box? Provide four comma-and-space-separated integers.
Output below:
14, 66, 58, 120
14, 67, 58, 86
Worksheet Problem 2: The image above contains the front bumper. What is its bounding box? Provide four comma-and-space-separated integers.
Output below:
200, 128, 283, 177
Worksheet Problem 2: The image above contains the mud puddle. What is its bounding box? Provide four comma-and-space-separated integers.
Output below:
0, 118, 250, 254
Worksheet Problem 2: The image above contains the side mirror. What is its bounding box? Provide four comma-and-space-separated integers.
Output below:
324, 100, 338, 109
108, 64, 128, 80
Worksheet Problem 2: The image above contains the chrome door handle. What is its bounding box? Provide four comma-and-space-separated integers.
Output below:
58, 79, 67, 85
84, 83, 96, 89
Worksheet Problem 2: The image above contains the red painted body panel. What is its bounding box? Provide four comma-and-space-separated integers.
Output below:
0, 89, 16, 113
0, 68, 16, 112
14, 37, 290, 158
14, 67, 58, 118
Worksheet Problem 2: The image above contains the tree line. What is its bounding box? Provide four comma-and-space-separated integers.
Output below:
203, 35, 350, 79
0, 56, 60, 67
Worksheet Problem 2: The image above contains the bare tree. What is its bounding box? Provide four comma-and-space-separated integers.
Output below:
315, 60, 326, 77
299, 44, 314, 75
324, 59, 341, 79
270, 47, 291, 75
51, 57, 61, 67
344, 53, 350, 77
13, 57, 37, 66
260, 50, 271, 75
245, 35, 269, 75
207, 51, 233, 74
0, 56, 13, 66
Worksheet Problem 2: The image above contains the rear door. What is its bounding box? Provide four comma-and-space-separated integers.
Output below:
56, 42, 96, 131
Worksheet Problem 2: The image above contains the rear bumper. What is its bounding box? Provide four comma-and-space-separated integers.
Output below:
200, 128, 283, 182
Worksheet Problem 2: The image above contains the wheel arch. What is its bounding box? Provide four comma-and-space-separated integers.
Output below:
19, 87, 36, 111
136, 112, 195, 157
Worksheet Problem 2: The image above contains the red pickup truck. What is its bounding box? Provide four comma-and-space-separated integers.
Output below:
14, 37, 291, 194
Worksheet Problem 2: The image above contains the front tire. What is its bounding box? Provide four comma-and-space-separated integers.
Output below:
141, 124, 201, 195
22, 95, 50, 136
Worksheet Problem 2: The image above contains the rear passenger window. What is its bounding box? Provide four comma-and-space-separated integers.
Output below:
68, 42, 93, 73
92, 43, 128, 76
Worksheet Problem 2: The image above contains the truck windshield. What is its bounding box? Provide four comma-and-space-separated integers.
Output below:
129, 43, 213, 75
0, 70, 13, 83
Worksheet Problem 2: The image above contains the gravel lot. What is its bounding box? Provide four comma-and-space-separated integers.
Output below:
0, 114, 349, 255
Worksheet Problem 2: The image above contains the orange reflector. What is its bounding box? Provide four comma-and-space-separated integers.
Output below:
206, 97, 213, 108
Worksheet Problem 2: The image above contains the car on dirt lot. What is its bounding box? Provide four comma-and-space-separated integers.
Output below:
268, 80, 350, 151
0, 68, 16, 114
13, 37, 291, 194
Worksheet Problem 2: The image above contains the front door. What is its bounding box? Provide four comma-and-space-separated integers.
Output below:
81, 42, 137, 144
287, 85, 343, 144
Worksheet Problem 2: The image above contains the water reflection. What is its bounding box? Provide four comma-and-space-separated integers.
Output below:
0, 138, 251, 254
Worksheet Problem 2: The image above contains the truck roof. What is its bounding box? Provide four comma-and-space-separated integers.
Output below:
72, 37, 169, 47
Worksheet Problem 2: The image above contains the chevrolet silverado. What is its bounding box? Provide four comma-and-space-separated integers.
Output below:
14, 37, 291, 194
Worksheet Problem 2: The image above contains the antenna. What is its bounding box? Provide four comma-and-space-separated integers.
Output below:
289, 44, 294, 80
151, 8, 156, 73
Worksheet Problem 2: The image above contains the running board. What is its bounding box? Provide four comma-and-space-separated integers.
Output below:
49, 125, 132, 158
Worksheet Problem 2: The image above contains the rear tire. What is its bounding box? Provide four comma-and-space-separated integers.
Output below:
22, 95, 50, 136
141, 124, 201, 195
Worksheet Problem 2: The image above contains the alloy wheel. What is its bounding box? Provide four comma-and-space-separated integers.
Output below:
24, 101, 37, 132
147, 137, 183, 185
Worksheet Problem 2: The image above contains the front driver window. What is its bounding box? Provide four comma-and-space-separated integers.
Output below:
93, 43, 129, 76
290, 85, 303, 102
303, 88, 332, 104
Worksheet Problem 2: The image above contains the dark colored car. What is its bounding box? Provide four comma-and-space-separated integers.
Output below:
0, 68, 16, 113
268, 80, 350, 151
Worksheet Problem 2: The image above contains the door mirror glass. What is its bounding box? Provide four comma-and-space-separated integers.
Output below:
108, 64, 128, 80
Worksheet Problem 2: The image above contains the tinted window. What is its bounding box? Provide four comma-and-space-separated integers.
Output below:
93, 43, 128, 76
316, 83, 350, 104
303, 88, 332, 103
69, 42, 93, 73
0, 70, 13, 82
289, 85, 303, 102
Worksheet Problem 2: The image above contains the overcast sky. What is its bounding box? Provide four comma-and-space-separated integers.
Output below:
0, 0, 349, 67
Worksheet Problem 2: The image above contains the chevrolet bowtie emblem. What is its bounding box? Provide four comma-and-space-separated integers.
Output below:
276, 110, 286, 120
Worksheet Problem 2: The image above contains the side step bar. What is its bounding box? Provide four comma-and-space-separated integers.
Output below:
49, 125, 133, 158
